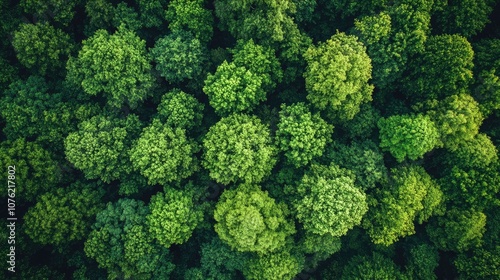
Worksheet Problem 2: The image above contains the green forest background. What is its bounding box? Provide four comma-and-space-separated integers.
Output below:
1, 0, 500, 279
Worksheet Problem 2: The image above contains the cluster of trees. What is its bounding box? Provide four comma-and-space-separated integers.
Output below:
1, 0, 499, 279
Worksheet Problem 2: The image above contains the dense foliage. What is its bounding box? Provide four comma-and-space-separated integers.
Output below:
2, 1, 499, 279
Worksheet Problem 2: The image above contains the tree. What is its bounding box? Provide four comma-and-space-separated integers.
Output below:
427, 208, 486, 252
135, 0, 168, 28
230, 39, 283, 92
214, 184, 295, 254
363, 166, 444, 245
165, 0, 213, 44
214, 0, 297, 43
64, 114, 141, 183
276, 103, 333, 167
403, 34, 474, 101
434, 0, 495, 37
196, 237, 251, 280
337, 103, 381, 139
353, 1, 433, 91
341, 252, 407, 280
84, 199, 175, 279
455, 246, 500, 280
473, 69, 500, 117
243, 250, 303, 280
378, 114, 440, 162
442, 133, 498, 169
0, 76, 73, 148
20, 0, 78, 25
12, 22, 73, 75
405, 244, 439, 280
147, 188, 203, 248
24, 182, 105, 248
304, 32, 374, 121
202, 114, 277, 185
294, 163, 368, 237
156, 89, 204, 130
129, 118, 199, 185
323, 140, 387, 190
440, 162, 500, 211
203, 61, 265, 116
426, 93, 484, 151
66, 27, 154, 109
0, 139, 60, 202
151, 31, 207, 84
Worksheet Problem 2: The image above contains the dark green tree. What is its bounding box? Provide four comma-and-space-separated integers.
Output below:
84, 199, 175, 279
64, 114, 141, 183
405, 244, 439, 280
202, 114, 277, 185
214, 0, 296, 43
434, 0, 496, 37
324, 140, 387, 190
151, 31, 207, 84
440, 162, 500, 210
341, 252, 407, 280
12, 22, 73, 75
427, 208, 486, 252
165, 0, 213, 43
455, 246, 500, 280
24, 182, 105, 248
20, 0, 79, 25
403, 34, 474, 101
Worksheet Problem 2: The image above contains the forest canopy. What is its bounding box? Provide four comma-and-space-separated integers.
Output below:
1, 0, 499, 279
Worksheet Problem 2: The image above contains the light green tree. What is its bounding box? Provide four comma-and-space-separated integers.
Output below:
426, 93, 484, 151
156, 89, 204, 130
203, 61, 265, 116
363, 166, 444, 245
214, 184, 295, 254
304, 32, 374, 121
378, 114, 440, 162
231, 39, 283, 92
147, 188, 203, 248
129, 118, 199, 185
294, 163, 368, 237
243, 250, 303, 280
202, 114, 277, 185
